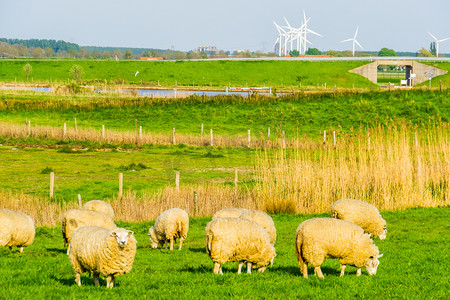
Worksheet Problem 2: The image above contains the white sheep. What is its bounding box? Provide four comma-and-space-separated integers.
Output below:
205, 217, 276, 275
212, 208, 249, 219
295, 218, 383, 278
0, 209, 35, 252
331, 199, 387, 239
82, 200, 115, 219
239, 210, 277, 245
148, 208, 189, 250
62, 209, 116, 252
68, 225, 137, 288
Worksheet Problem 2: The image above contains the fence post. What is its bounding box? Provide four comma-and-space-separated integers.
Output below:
49, 172, 55, 198
248, 130, 251, 147
268, 127, 270, 139
63, 123, 67, 138
333, 131, 336, 146
368, 133, 371, 151
323, 130, 326, 143
282, 130, 286, 148
210, 129, 213, 146
175, 171, 180, 191
201, 124, 204, 142
118, 173, 123, 198
172, 127, 176, 144
226, 86, 229, 95
174, 88, 177, 98
77, 194, 82, 207
193, 191, 198, 217
102, 125, 105, 139
139, 126, 143, 139
28, 120, 31, 136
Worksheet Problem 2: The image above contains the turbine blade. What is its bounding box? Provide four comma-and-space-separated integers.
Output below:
341, 38, 353, 43
284, 17, 292, 29
438, 37, 450, 42
355, 40, 363, 49
354, 26, 359, 39
428, 32, 438, 41
307, 28, 323, 37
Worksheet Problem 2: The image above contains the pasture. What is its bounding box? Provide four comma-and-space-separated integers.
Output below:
0, 207, 448, 299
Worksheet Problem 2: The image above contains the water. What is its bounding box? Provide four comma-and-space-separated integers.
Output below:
1, 86, 279, 97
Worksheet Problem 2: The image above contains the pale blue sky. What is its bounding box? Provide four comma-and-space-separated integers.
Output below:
1, 0, 449, 53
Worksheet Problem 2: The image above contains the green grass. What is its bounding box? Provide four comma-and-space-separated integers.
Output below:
0, 59, 375, 88
1, 90, 448, 138
0, 144, 255, 202
0, 206, 448, 299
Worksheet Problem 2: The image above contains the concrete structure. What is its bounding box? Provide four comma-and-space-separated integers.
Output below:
350, 59, 447, 85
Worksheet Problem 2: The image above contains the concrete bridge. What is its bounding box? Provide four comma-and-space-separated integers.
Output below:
349, 59, 448, 86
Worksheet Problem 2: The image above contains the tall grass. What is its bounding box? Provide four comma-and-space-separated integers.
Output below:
254, 121, 449, 213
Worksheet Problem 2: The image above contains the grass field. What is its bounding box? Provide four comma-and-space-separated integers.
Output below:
0, 207, 448, 299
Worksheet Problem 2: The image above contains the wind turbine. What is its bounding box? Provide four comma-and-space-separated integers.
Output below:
428, 32, 450, 57
274, 21, 288, 56
341, 26, 363, 56
301, 10, 322, 54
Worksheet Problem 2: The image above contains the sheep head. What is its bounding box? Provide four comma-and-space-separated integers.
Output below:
111, 229, 134, 248
364, 253, 383, 275
147, 227, 159, 249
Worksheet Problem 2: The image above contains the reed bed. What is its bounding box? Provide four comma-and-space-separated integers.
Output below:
254, 121, 449, 213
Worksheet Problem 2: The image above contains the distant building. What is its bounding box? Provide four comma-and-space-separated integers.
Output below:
197, 46, 219, 54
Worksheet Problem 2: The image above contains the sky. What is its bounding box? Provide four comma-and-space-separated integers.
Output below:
1, 0, 449, 53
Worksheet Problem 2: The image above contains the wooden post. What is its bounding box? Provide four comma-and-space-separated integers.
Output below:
118, 173, 123, 198
201, 124, 204, 142
323, 130, 326, 143
49, 172, 55, 198
102, 125, 105, 139
193, 191, 198, 217
175, 171, 180, 190
282, 130, 286, 148
139, 126, 142, 139
210, 129, 213, 146
247, 130, 251, 147
415, 130, 418, 148
333, 131, 336, 146
368, 133, 371, 151
63, 123, 67, 138
234, 168, 238, 189
174, 88, 177, 98
268, 127, 270, 139
77, 194, 82, 207
28, 120, 31, 136
172, 127, 176, 144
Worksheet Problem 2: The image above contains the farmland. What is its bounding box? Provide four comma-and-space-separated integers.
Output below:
0, 207, 448, 299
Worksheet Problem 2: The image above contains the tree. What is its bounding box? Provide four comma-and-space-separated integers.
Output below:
289, 50, 300, 57
32, 47, 45, 58
44, 47, 54, 57
123, 49, 133, 59
417, 48, 433, 57
326, 50, 342, 57
378, 48, 397, 57
305, 48, 321, 55
430, 42, 436, 56
341, 50, 353, 57
70, 64, 84, 83
23, 63, 32, 81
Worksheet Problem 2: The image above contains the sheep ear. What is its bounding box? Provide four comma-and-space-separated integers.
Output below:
128, 230, 134, 236
110, 231, 117, 237
377, 254, 384, 258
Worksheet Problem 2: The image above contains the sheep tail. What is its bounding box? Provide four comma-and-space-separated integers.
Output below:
177, 220, 182, 233
206, 233, 213, 255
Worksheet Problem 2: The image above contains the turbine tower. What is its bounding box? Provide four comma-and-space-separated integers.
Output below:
428, 32, 450, 58
341, 26, 363, 56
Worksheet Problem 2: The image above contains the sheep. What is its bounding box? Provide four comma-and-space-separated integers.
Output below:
295, 218, 383, 279
148, 208, 189, 250
0, 209, 35, 252
331, 199, 387, 239
62, 209, 116, 252
205, 217, 276, 275
239, 210, 277, 245
82, 200, 115, 219
68, 225, 137, 288
212, 208, 249, 219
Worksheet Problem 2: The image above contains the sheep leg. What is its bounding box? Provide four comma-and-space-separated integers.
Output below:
247, 262, 252, 274
356, 268, 362, 276
106, 275, 115, 288
301, 262, 308, 278
213, 263, 221, 275
75, 273, 81, 286
20, 247, 24, 253
178, 237, 184, 250
220, 267, 223, 275
340, 265, 346, 277
93, 273, 100, 286
8, 246, 12, 250
314, 266, 324, 279
169, 237, 174, 251
164, 240, 168, 249
238, 262, 243, 274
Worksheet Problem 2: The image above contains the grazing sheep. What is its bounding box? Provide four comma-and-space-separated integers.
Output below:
331, 199, 387, 239
83, 200, 115, 219
148, 208, 189, 250
212, 208, 249, 219
205, 217, 276, 275
62, 209, 116, 251
295, 218, 383, 279
0, 209, 35, 252
239, 210, 277, 245
68, 226, 137, 288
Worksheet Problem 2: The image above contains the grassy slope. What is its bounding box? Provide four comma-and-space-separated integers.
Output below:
1, 90, 448, 137
0, 207, 447, 299
0, 60, 374, 88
